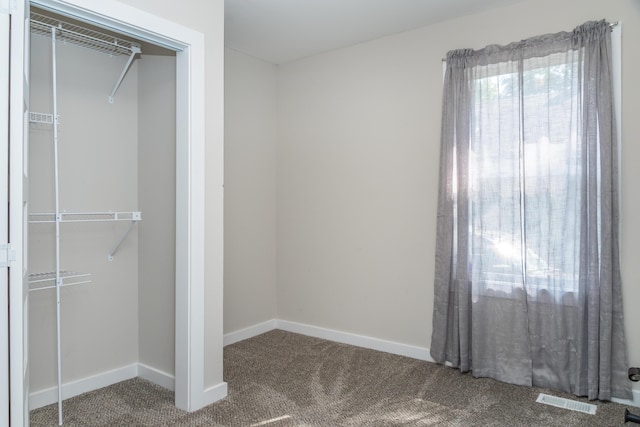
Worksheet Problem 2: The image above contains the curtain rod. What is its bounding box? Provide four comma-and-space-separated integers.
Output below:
441, 21, 620, 62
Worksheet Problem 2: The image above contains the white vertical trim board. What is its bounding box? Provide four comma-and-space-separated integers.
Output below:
173, 34, 208, 413
8, 0, 28, 424
0, 12, 11, 427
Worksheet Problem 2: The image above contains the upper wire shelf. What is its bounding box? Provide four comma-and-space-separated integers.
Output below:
30, 12, 141, 57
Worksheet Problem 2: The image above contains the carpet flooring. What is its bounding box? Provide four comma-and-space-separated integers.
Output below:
30, 330, 634, 426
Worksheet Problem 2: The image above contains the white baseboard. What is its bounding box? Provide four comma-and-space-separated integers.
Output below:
31, 321, 639, 412
223, 319, 432, 362
137, 363, 175, 391
30, 363, 177, 410
29, 362, 227, 412
225, 319, 640, 409
612, 388, 640, 409
276, 319, 432, 362
224, 319, 278, 346
29, 364, 138, 410
202, 381, 228, 407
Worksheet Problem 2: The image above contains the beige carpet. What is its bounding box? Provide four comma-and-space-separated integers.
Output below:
31, 330, 633, 426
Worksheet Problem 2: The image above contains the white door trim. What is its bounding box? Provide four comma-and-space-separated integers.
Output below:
1, 9, 10, 427
23, 0, 223, 412
8, 0, 29, 424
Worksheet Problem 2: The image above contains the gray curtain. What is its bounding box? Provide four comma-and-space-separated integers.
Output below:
430, 20, 631, 400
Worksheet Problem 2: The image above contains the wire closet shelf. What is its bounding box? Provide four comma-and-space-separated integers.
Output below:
30, 12, 140, 57
29, 211, 142, 224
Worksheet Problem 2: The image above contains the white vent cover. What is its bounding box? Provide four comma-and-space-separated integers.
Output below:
536, 393, 597, 415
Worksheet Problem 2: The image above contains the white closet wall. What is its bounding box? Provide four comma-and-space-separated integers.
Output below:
138, 54, 176, 377
29, 33, 140, 393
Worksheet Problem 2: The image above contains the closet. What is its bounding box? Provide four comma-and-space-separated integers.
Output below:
28, 8, 177, 425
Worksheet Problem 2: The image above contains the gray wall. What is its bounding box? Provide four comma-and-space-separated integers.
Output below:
224, 48, 278, 334
276, 0, 640, 376
138, 54, 176, 376
277, 30, 432, 345
29, 34, 140, 392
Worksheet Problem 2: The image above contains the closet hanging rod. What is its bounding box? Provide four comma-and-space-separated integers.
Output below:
30, 12, 141, 57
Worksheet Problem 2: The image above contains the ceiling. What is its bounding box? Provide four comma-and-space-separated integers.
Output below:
225, 0, 526, 64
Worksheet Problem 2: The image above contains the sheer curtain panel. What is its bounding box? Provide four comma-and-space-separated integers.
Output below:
430, 20, 631, 400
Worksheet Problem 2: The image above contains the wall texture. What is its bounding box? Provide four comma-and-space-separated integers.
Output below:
138, 54, 176, 377
276, 0, 640, 380
224, 48, 278, 334
29, 34, 139, 392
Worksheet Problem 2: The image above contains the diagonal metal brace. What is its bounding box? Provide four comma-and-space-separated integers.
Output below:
108, 212, 141, 261
108, 45, 141, 103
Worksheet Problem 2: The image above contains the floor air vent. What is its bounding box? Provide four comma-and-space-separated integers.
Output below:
536, 393, 597, 415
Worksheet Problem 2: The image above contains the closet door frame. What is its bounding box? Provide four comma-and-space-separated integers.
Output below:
1, 9, 10, 427
7, 0, 30, 424
22, 0, 226, 412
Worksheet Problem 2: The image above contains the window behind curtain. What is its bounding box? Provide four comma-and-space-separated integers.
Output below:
467, 53, 582, 303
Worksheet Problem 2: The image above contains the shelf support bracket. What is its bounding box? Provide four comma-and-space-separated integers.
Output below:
108, 212, 141, 261
108, 46, 141, 104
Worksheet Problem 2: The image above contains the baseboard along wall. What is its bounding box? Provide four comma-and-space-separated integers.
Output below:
137, 363, 175, 391
29, 363, 175, 411
223, 318, 640, 409
29, 318, 640, 410
224, 319, 433, 362
29, 364, 139, 410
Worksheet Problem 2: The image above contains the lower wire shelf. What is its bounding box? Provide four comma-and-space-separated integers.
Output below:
28, 271, 92, 291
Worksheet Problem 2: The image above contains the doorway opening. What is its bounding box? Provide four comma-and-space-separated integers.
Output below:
18, 0, 221, 423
